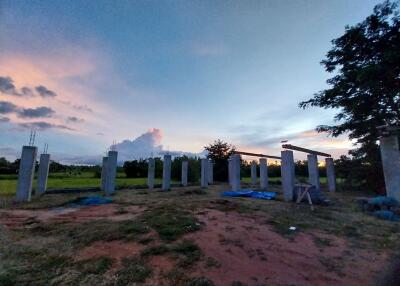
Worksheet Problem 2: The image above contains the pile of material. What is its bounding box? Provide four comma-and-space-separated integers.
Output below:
357, 196, 400, 221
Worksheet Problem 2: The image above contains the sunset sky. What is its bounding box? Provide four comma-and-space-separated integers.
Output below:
0, 0, 381, 162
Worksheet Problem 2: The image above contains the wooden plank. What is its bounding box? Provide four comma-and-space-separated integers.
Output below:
281, 144, 331, 157
233, 151, 281, 160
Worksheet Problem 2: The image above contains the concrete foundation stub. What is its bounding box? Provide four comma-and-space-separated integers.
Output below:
148, 158, 155, 189
36, 153, 50, 195
251, 161, 257, 186
259, 158, 268, 190
16, 146, 38, 202
232, 154, 241, 191
162, 155, 172, 191
105, 151, 118, 195
201, 158, 208, 188
307, 154, 320, 191
325, 158, 336, 192
181, 161, 188, 187
380, 134, 400, 201
100, 157, 108, 191
281, 150, 295, 202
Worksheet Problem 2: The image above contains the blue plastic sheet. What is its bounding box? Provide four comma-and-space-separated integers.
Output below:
373, 210, 400, 221
221, 189, 277, 200
368, 196, 399, 207
67, 196, 113, 207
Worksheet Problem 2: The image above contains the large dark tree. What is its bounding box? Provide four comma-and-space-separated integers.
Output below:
299, 1, 400, 192
204, 139, 235, 181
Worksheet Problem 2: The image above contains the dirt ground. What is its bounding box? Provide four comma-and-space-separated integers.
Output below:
0, 184, 399, 286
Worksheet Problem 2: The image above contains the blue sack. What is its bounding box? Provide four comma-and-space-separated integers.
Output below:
221, 189, 276, 200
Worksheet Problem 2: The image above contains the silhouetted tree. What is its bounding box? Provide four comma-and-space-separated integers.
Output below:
204, 139, 235, 181
299, 1, 400, 192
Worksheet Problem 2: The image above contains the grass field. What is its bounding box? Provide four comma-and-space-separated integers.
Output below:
0, 172, 333, 197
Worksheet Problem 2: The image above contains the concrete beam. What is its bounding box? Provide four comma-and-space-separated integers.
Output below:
105, 151, 118, 195
325, 158, 336, 192
233, 151, 281, 160
282, 144, 331, 157
201, 158, 208, 188
307, 154, 320, 191
162, 155, 171, 191
380, 135, 400, 201
16, 146, 37, 202
148, 158, 155, 189
181, 160, 188, 187
259, 158, 268, 190
36, 153, 50, 195
281, 150, 295, 202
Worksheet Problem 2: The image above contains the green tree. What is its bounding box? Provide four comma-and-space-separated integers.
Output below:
299, 1, 400, 192
204, 139, 235, 181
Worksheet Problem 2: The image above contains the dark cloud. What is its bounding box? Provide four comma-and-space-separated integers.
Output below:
0, 101, 18, 114
0, 116, 10, 123
21, 87, 34, 97
35, 85, 57, 97
0, 76, 19, 96
73, 104, 93, 113
67, 116, 84, 123
18, 106, 55, 118
18, 121, 74, 131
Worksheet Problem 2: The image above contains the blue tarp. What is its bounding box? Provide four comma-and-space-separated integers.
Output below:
67, 196, 113, 207
221, 189, 277, 200
373, 210, 400, 221
368, 196, 399, 207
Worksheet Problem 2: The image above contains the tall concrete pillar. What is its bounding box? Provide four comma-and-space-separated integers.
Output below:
325, 158, 336, 192
16, 146, 37, 202
148, 158, 155, 189
380, 135, 400, 201
228, 158, 233, 186
208, 160, 214, 184
201, 158, 208, 188
181, 161, 188, 187
105, 151, 118, 195
232, 154, 241, 191
281, 150, 295, 202
259, 158, 268, 190
251, 160, 257, 186
307, 154, 320, 191
100, 157, 108, 191
162, 155, 171, 191
36, 153, 50, 195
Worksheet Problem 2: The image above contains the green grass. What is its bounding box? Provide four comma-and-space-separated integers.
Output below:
115, 256, 152, 285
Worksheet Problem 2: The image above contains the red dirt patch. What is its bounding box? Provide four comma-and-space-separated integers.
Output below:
0, 204, 145, 229
186, 209, 387, 286
76, 240, 144, 268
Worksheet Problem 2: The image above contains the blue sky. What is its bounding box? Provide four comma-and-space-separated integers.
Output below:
0, 0, 382, 162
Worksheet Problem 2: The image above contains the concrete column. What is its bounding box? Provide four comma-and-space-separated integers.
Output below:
325, 158, 336, 192
36, 153, 50, 195
100, 157, 108, 191
148, 158, 155, 189
105, 151, 118, 195
162, 154, 171, 191
232, 154, 241, 191
307, 154, 320, 191
259, 158, 269, 190
380, 135, 400, 201
281, 150, 295, 202
208, 160, 214, 184
16, 146, 37, 202
251, 160, 257, 186
228, 158, 233, 186
181, 161, 188, 187
201, 158, 208, 188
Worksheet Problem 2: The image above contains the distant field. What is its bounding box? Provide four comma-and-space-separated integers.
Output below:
0, 171, 331, 197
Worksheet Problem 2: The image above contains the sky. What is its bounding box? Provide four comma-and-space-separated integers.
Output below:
0, 0, 382, 163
